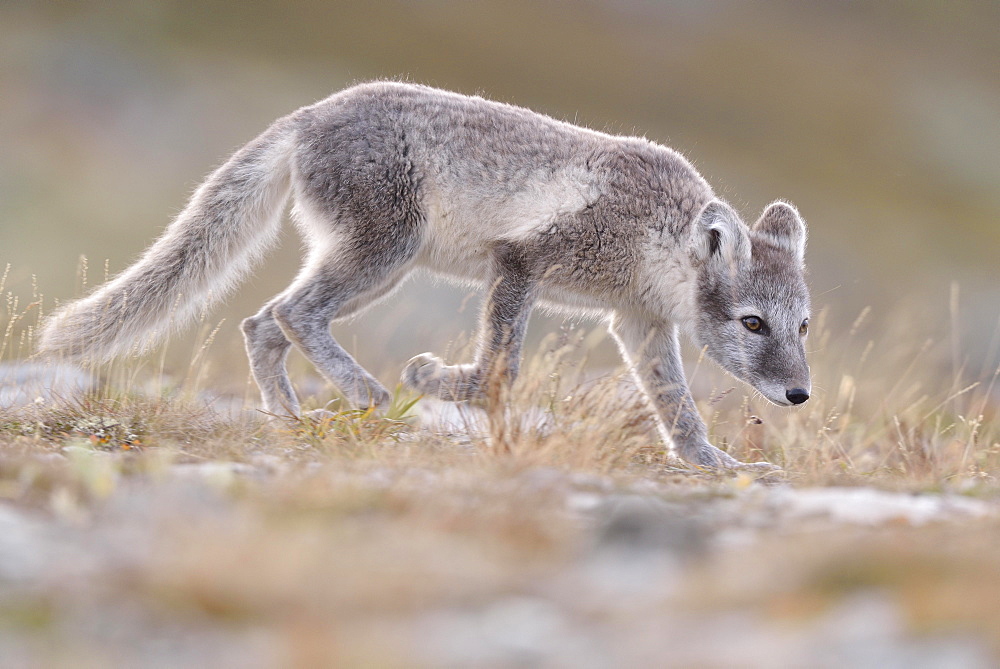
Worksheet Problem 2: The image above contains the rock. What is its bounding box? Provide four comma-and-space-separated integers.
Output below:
766, 487, 994, 526
0, 361, 97, 408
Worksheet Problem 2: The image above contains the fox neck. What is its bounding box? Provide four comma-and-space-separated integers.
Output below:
672, 258, 704, 340
631, 243, 702, 332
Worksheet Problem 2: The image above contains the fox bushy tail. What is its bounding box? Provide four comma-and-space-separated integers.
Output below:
39, 118, 297, 362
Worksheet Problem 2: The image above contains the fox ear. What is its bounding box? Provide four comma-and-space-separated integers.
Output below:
753, 201, 806, 261
693, 200, 751, 266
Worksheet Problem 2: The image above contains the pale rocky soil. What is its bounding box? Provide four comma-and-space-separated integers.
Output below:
1, 365, 999, 667
1, 445, 997, 667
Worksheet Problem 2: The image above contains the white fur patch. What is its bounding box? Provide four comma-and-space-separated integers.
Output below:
417, 167, 596, 281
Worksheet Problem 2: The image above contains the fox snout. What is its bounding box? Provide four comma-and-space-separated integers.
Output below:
750, 375, 811, 407
785, 388, 810, 405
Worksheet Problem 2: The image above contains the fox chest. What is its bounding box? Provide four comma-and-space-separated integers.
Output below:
416, 195, 497, 280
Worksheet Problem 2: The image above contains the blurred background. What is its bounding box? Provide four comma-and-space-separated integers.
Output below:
2, 0, 998, 395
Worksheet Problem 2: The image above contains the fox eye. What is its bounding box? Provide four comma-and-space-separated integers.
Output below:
741, 316, 764, 333
799, 319, 809, 336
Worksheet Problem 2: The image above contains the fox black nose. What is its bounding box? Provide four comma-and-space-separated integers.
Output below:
786, 389, 810, 405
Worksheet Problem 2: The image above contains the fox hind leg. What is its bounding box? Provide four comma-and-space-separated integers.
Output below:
242, 305, 299, 416
276, 256, 413, 412
243, 117, 425, 417
243, 246, 415, 417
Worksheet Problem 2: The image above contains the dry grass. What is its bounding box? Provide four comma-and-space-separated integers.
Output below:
1, 274, 999, 665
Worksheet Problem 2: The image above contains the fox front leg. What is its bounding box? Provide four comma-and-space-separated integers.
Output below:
403, 243, 537, 402
611, 314, 779, 472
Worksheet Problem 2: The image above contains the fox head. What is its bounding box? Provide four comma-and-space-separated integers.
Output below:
688, 199, 811, 406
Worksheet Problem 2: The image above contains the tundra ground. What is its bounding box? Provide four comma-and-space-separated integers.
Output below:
1, 284, 998, 667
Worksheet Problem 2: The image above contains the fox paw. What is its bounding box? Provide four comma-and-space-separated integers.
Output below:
731, 460, 782, 473
402, 353, 444, 392
360, 386, 393, 414
401, 353, 483, 401
687, 443, 781, 473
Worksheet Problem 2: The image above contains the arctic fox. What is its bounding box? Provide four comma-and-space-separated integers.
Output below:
39, 82, 811, 471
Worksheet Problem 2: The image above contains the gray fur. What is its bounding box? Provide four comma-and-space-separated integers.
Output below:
38, 82, 812, 470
